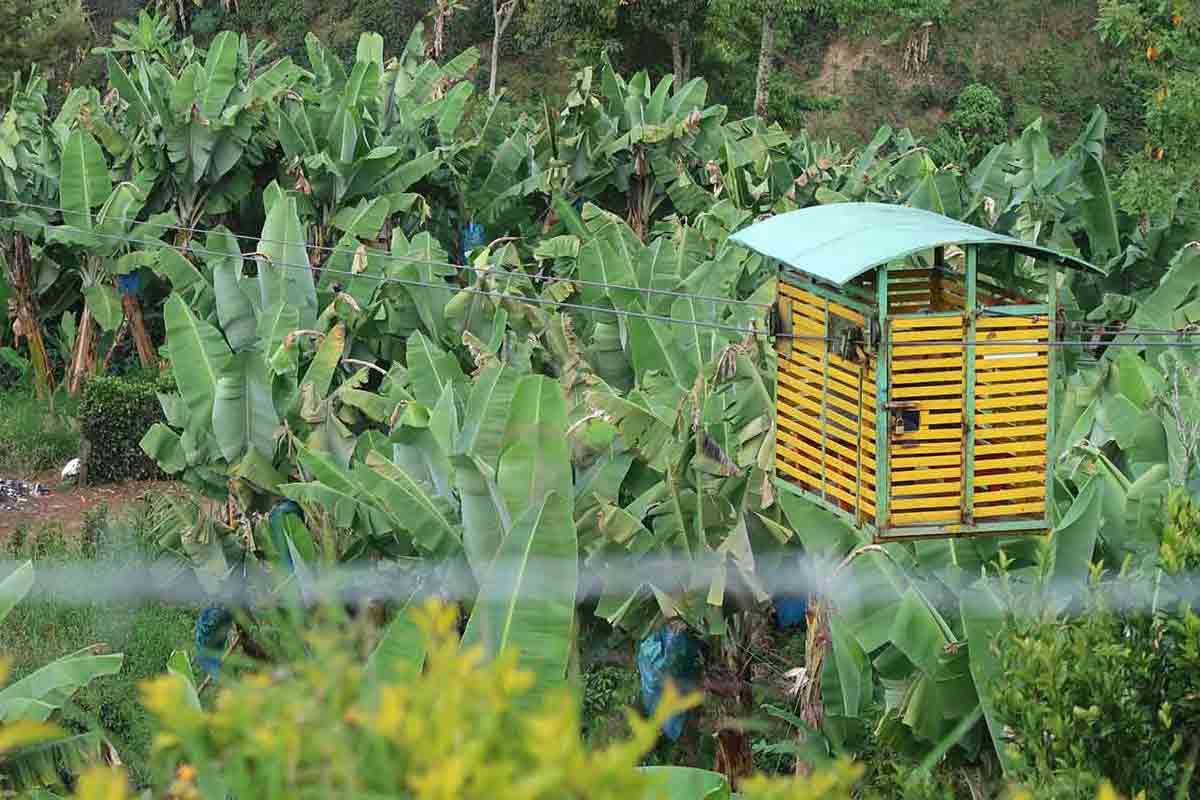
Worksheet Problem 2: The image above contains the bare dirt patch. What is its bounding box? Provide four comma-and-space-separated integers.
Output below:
0, 474, 185, 537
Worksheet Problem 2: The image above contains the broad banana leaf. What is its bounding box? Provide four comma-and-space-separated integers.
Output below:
637, 767, 729, 800
0, 651, 124, 722
461, 492, 578, 699
164, 294, 233, 430
0, 561, 34, 625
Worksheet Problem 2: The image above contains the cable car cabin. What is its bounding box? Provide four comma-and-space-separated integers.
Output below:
730, 203, 1101, 540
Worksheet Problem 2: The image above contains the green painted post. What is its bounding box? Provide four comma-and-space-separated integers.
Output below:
963, 246, 978, 529
875, 267, 890, 533
820, 298, 830, 505
1045, 260, 1059, 526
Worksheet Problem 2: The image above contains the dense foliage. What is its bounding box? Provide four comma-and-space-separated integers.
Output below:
993, 490, 1200, 799
1, 3, 1199, 797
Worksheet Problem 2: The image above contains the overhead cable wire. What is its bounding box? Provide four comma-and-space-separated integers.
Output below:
5, 215, 778, 339
0, 198, 773, 310
8, 202, 1200, 348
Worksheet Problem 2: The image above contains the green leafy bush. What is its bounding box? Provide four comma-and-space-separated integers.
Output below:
77, 372, 173, 484
992, 494, 1200, 800
109, 602, 862, 800
948, 83, 1007, 160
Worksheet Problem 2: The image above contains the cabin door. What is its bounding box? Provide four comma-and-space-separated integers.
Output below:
886, 315, 967, 529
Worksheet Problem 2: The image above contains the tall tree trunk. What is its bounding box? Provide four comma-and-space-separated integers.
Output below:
489, 0, 519, 100
754, 11, 776, 118
5, 233, 55, 398
122, 293, 156, 368
669, 31, 690, 88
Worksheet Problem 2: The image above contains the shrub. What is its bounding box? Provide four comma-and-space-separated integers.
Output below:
77, 372, 173, 484
99, 601, 863, 800
992, 493, 1200, 799
948, 83, 1007, 161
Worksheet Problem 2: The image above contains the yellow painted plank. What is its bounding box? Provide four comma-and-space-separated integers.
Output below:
891, 494, 963, 512
892, 429, 964, 448
977, 440, 1045, 456
892, 480, 961, 497
976, 367, 1048, 384
977, 394, 1047, 410
891, 383, 964, 399
977, 316, 1046, 330
829, 350, 872, 375
978, 409, 1046, 425
892, 327, 966, 343
777, 402, 874, 454
892, 453, 961, 468
890, 344, 964, 357
924, 411, 964, 425
776, 458, 875, 513
786, 350, 871, 398
973, 454, 1046, 470
892, 368, 964, 386
975, 355, 1047, 370
892, 356, 964, 371
828, 303, 866, 326
777, 408, 878, 463
779, 373, 875, 423
973, 470, 1044, 487
891, 509, 961, 526
976, 328, 1048, 342
891, 466, 963, 481
891, 439, 963, 454
974, 501, 1045, 519
976, 380, 1049, 397
976, 423, 1048, 439
974, 485, 1044, 503
777, 425, 878, 479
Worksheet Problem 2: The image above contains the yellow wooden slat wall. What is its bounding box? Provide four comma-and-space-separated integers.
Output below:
972, 315, 1049, 522
775, 285, 877, 524
889, 314, 965, 523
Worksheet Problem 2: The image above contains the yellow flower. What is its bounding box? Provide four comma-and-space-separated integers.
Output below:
175, 763, 197, 783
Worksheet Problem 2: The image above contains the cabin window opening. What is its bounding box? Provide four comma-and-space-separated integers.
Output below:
895, 408, 920, 435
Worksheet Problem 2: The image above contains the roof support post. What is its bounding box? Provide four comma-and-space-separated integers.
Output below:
1045, 260, 1059, 525
875, 267, 890, 531
962, 246, 978, 529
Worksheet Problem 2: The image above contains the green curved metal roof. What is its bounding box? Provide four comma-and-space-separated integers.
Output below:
729, 203, 1100, 286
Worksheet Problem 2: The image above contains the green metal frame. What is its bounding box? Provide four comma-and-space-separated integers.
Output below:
1045, 262, 1059, 519
962, 246, 978, 527
875, 267, 890, 530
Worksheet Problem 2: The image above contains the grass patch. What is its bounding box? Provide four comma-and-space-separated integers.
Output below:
0, 504, 196, 788
0, 390, 80, 476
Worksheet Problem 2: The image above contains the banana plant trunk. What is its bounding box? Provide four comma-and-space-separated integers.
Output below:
795, 595, 828, 776
5, 233, 54, 398
122, 292, 156, 368
67, 306, 97, 395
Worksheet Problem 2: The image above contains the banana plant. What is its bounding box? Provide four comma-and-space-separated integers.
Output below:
273, 28, 480, 280
0, 562, 124, 792
528, 60, 729, 241
0, 69, 62, 398
101, 19, 301, 242
47, 128, 174, 392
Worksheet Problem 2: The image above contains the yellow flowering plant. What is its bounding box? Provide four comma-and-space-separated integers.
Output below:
62, 600, 863, 800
